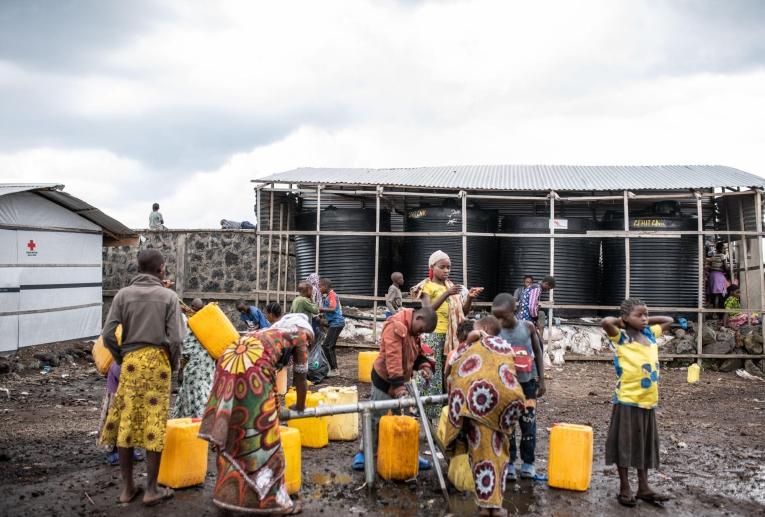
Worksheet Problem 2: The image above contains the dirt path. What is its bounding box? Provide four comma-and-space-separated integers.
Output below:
1, 345, 764, 516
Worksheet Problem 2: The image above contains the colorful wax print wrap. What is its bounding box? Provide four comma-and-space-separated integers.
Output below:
411, 278, 467, 357
171, 326, 216, 419
199, 329, 309, 514
441, 336, 526, 509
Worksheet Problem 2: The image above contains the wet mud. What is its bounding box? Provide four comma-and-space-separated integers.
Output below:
1, 345, 764, 516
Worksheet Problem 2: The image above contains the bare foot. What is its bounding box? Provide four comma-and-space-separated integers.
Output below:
143, 487, 174, 507
286, 500, 303, 515
118, 486, 141, 504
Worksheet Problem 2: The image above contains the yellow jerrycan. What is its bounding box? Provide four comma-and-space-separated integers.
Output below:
188, 303, 240, 359
357, 351, 379, 382
318, 386, 359, 441
285, 389, 329, 449
376, 414, 419, 481
158, 418, 209, 489
547, 423, 593, 491
687, 363, 700, 383
280, 426, 302, 494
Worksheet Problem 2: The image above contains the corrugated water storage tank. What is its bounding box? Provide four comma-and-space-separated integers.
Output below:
498, 217, 600, 315
601, 213, 698, 309
402, 205, 498, 301
294, 206, 390, 307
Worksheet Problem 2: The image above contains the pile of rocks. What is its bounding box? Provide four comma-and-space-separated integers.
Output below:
664, 322, 765, 375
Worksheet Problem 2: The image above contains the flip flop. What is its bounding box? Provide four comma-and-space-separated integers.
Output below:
287, 500, 303, 514
143, 487, 174, 507
637, 492, 670, 505
116, 487, 143, 504
617, 493, 637, 507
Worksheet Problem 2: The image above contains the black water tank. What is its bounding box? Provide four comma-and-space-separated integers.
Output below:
294, 206, 390, 307
601, 214, 698, 309
402, 205, 498, 301
498, 217, 600, 316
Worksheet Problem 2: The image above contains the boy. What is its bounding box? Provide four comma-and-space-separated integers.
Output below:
513, 275, 534, 303
351, 306, 437, 472
149, 203, 165, 230
236, 300, 270, 330
492, 293, 546, 481
385, 272, 405, 318
319, 278, 344, 378
101, 249, 184, 506
291, 281, 320, 319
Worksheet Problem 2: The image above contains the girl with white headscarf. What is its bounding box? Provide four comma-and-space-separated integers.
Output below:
411, 250, 483, 419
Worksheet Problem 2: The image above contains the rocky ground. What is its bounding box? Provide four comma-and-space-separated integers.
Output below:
1, 343, 764, 517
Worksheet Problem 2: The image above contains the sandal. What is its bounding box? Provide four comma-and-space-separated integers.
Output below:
287, 500, 303, 514
143, 487, 174, 507
352, 452, 365, 471
617, 493, 637, 507
637, 491, 670, 505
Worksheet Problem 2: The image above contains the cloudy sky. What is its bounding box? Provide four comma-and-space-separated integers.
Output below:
1, 0, 764, 228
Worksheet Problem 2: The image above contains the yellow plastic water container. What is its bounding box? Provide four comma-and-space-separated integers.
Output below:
687, 363, 700, 383
276, 368, 288, 395
93, 324, 122, 375
377, 415, 419, 480
280, 426, 302, 494
547, 423, 593, 492
448, 453, 475, 492
158, 418, 209, 489
357, 351, 379, 383
436, 405, 449, 449
188, 303, 240, 359
318, 386, 359, 441
284, 389, 328, 449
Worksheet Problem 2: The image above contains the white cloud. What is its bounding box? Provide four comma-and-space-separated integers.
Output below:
1, 0, 764, 228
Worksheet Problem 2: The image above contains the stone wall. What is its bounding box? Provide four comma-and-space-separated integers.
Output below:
103, 230, 295, 326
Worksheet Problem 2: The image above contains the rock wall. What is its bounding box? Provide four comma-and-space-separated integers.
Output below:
103, 230, 295, 326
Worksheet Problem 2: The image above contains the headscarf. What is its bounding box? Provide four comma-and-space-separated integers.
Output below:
410, 250, 468, 356
306, 273, 322, 305
270, 312, 314, 340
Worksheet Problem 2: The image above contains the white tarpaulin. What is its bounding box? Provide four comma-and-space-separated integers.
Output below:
0, 191, 103, 352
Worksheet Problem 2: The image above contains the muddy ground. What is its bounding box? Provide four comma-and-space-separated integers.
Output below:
1, 344, 764, 517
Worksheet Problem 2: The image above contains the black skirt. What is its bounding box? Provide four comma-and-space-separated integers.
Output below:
605, 404, 660, 470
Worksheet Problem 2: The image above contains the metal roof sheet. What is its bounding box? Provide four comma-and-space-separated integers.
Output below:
0, 183, 136, 239
257, 165, 765, 191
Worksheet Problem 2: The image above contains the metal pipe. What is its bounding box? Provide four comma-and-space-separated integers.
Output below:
549, 190, 555, 339
315, 185, 322, 273
461, 191, 468, 286
756, 189, 765, 347
267, 190, 274, 305
738, 197, 751, 317
623, 191, 631, 298
255, 188, 263, 306
362, 409, 375, 487
279, 394, 448, 420
696, 192, 704, 365
372, 186, 382, 342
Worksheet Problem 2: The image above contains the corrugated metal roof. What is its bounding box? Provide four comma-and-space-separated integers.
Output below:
257, 165, 765, 191
0, 183, 136, 239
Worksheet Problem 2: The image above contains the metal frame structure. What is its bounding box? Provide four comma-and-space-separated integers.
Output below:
252, 181, 765, 362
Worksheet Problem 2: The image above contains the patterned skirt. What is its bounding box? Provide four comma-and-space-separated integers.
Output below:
171, 341, 216, 419
418, 333, 447, 420
99, 347, 171, 452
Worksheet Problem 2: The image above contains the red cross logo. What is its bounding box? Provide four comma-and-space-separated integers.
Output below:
27, 240, 37, 252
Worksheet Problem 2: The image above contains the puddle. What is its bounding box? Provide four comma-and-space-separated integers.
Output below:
309, 472, 353, 485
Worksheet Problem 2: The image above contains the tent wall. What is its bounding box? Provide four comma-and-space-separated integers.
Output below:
0, 193, 103, 352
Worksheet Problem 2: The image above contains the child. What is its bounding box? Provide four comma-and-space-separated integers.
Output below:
491, 292, 545, 481
723, 285, 748, 328
236, 300, 270, 330
319, 278, 345, 378
172, 299, 216, 419
265, 301, 283, 324
385, 272, 405, 318
601, 298, 673, 507
351, 306, 437, 472
99, 362, 144, 466
101, 249, 183, 506
149, 203, 165, 230
291, 281, 320, 319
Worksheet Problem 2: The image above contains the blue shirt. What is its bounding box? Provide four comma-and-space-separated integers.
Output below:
322, 290, 345, 327
240, 306, 270, 330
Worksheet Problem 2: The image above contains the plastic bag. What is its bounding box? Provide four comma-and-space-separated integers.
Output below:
448, 453, 475, 492
307, 342, 330, 384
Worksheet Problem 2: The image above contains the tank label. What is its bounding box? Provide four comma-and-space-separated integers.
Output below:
633, 219, 667, 228
409, 209, 427, 219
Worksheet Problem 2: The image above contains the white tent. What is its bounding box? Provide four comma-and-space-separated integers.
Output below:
0, 184, 136, 352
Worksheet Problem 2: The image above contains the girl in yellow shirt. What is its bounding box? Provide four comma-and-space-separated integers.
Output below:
411, 250, 483, 419
601, 298, 673, 508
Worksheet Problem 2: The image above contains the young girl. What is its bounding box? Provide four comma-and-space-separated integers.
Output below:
411, 250, 483, 418
723, 285, 748, 328
172, 298, 216, 419
601, 298, 673, 507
